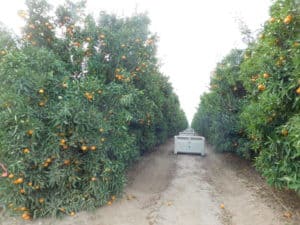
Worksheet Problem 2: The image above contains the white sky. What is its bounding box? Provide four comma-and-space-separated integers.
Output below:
0, 0, 272, 123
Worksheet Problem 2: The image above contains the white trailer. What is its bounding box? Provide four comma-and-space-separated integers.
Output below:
174, 135, 205, 156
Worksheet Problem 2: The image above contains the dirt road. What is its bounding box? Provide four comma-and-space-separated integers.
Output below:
1, 139, 300, 225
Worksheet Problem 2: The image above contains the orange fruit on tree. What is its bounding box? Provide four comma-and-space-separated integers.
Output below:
121, 55, 126, 60
60, 139, 66, 145
27, 129, 34, 136
63, 159, 71, 165
296, 87, 300, 95
23, 148, 30, 154
258, 84, 266, 91
13, 177, 24, 184
8, 173, 14, 179
22, 212, 31, 220
91, 177, 97, 181
38, 88, 44, 94
90, 145, 96, 151
284, 15, 292, 24
263, 73, 270, 79
39, 198, 45, 204
38, 101, 45, 107
46, 158, 52, 163
281, 129, 288, 136
81, 145, 88, 151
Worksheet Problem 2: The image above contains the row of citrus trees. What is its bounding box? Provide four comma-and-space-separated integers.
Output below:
192, 0, 299, 192
0, 0, 188, 220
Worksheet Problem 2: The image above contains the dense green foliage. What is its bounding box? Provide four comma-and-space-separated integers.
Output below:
192, 0, 299, 192
0, 0, 188, 219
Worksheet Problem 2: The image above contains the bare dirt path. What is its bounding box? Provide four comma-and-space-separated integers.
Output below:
1, 139, 299, 225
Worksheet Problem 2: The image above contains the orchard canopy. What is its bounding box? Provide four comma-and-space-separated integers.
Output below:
192, 0, 299, 192
0, 0, 188, 219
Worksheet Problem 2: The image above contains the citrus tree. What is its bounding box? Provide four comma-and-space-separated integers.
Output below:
0, 0, 187, 219
192, 0, 299, 192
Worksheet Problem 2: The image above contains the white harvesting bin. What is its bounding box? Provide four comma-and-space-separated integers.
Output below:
179, 131, 195, 136
174, 135, 205, 155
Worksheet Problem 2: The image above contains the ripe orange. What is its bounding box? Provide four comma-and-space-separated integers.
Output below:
8, 173, 14, 179
107, 201, 112, 206
23, 148, 30, 154
263, 73, 270, 79
220, 204, 225, 209
13, 177, 24, 184
91, 177, 97, 181
63, 159, 71, 165
38, 88, 45, 94
60, 139, 66, 145
99, 34, 105, 39
81, 145, 88, 151
20, 188, 25, 194
258, 84, 266, 91
27, 130, 34, 136
70, 211, 76, 216
296, 87, 300, 95
22, 212, 31, 220
90, 145, 97, 151
46, 158, 52, 163
284, 15, 292, 24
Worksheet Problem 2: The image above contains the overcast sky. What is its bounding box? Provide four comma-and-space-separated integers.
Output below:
0, 0, 272, 123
